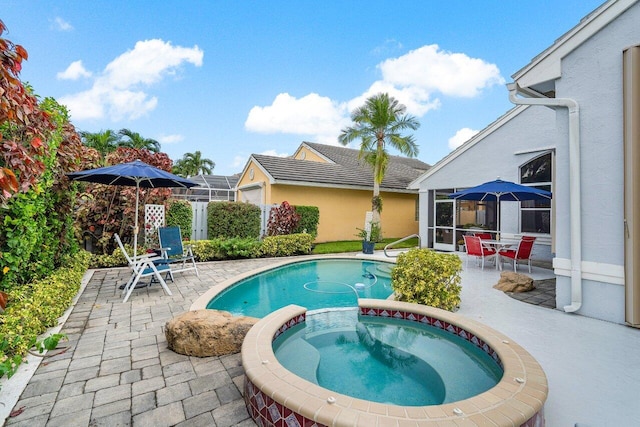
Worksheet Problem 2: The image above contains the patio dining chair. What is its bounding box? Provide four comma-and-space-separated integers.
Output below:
498, 237, 535, 273
114, 233, 173, 303
158, 226, 199, 279
474, 232, 492, 240
463, 235, 497, 270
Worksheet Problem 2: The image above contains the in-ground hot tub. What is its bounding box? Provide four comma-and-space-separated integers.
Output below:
242, 299, 547, 426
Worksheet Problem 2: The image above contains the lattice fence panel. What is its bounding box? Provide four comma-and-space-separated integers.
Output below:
145, 204, 165, 246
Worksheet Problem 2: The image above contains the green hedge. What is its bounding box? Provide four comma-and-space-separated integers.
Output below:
208, 202, 261, 238
260, 233, 314, 257
293, 205, 319, 238
166, 200, 192, 235
0, 250, 91, 382
391, 248, 462, 311
190, 238, 262, 261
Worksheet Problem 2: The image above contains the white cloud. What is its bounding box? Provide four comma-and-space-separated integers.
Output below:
52, 17, 73, 31
244, 44, 502, 143
260, 149, 289, 157
448, 127, 479, 150
378, 44, 504, 99
157, 134, 184, 144
57, 60, 92, 80
59, 39, 203, 121
233, 155, 249, 169
245, 93, 349, 144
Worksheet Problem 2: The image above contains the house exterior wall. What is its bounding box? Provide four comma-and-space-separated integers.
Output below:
293, 145, 329, 163
414, 106, 558, 259
269, 184, 419, 242
549, 3, 640, 323
236, 158, 271, 204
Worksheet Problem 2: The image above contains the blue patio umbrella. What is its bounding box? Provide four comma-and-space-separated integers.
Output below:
448, 178, 552, 234
68, 160, 198, 257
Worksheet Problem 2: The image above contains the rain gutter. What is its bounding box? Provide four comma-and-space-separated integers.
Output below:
507, 82, 582, 313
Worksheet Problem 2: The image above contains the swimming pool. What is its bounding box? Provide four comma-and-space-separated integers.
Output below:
273, 309, 502, 406
201, 258, 394, 318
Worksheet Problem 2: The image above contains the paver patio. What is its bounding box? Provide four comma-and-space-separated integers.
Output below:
2, 253, 640, 426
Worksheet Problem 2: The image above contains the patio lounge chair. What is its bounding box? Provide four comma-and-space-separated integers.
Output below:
498, 237, 536, 273
463, 235, 497, 270
158, 226, 199, 279
114, 233, 173, 303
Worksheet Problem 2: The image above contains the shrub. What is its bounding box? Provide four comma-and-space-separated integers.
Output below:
292, 205, 319, 238
0, 251, 91, 382
166, 200, 192, 236
266, 201, 300, 236
190, 238, 261, 261
260, 233, 313, 257
391, 248, 462, 311
208, 202, 261, 238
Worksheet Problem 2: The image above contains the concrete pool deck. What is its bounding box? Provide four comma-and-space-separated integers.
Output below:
2, 253, 639, 426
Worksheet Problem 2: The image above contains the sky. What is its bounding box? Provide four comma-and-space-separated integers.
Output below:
3, 1, 605, 176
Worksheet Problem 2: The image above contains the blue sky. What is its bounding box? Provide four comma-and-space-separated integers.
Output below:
3, 1, 604, 175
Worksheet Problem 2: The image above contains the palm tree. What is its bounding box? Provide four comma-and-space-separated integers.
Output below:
338, 93, 420, 226
173, 151, 215, 177
79, 129, 121, 160
117, 128, 161, 153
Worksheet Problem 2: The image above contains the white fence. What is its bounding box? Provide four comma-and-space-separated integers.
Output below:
191, 201, 208, 241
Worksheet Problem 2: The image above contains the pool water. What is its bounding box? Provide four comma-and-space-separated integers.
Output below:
206, 259, 393, 318
273, 310, 503, 406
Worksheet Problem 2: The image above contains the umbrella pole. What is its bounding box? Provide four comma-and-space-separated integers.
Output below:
497, 196, 500, 240
133, 182, 139, 262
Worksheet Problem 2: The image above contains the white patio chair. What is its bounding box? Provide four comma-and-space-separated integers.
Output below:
114, 233, 173, 303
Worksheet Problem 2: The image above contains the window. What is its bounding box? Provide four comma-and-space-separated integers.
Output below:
520, 153, 552, 234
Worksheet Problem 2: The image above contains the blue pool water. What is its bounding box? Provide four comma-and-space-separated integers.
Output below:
206, 259, 393, 318
273, 310, 503, 406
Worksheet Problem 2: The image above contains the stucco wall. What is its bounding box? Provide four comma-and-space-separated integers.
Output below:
270, 184, 418, 242
236, 159, 271, 204
551, 3, 640, 323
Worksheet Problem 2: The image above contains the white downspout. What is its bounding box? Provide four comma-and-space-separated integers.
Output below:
507, 83, 582, 313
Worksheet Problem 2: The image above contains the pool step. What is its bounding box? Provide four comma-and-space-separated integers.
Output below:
275, 335, 320, 384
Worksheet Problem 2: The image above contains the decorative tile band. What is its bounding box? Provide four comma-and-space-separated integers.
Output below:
359, 306, 503, 368
245, 377, 326, 427
272, 312, 305, 341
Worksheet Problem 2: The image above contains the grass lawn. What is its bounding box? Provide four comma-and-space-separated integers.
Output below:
311, 237, 419, 254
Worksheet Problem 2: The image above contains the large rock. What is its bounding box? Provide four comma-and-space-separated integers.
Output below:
493, 271, 535, 293
165, 309, 258, 357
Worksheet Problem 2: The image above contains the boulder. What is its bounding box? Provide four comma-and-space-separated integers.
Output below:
165, 309, 258, 357
493, 271, 535, 293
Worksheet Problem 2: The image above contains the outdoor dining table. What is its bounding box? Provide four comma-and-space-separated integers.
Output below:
480, 239, 519, 270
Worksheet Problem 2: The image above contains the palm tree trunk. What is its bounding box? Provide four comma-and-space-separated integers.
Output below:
372, 182, 381, 224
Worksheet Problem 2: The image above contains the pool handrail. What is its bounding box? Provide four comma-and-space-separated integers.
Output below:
383, 233, 421, 258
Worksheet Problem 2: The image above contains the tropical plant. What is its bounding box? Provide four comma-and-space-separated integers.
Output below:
172, 150, 215, 177
118, 128, 160, 153
266, 201, 301, 236
338, 93, 420, 225
0, 20, 51, 206
79, 129, 121, 161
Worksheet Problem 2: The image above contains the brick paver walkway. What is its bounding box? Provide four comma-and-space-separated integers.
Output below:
3, 255, 561, 427
4, 258, 277, 427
